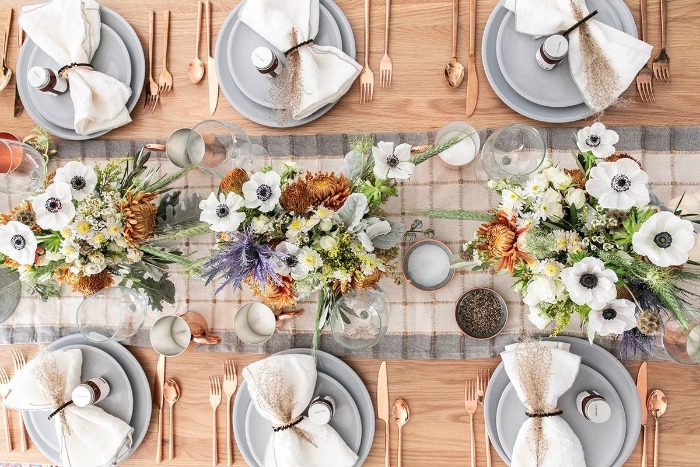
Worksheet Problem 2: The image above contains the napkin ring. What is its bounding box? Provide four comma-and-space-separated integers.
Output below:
284, 39, 314, 57
525, 408, 563, 418
48, 400, 74, 420
272, 415, 304, 432
57, 62, 94, 79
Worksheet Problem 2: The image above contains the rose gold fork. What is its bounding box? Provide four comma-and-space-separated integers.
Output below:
0, 367, 12, 452
223, 361, 238, 466
477, 369, 492, 467
379, 0, 392, 87
210, 376, 221, 466
144, 11, 159, 113
158, 10, 173, 96
652, 0, 670, 83
359, 0, 374, 103
10, 348, 26, 452
465, 380, 478, 467
635, 0, 654, 102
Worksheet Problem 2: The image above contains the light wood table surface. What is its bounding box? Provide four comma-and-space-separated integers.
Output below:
0, 345, 698, 466
0, 0, 699, 139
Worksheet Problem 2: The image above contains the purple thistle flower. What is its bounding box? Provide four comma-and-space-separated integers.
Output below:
203, 227, 283, 294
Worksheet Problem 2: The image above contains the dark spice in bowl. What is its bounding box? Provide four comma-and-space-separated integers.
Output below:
456, 288, 507, 339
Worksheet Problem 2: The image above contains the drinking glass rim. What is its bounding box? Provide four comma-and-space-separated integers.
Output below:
487, 123, 546, 177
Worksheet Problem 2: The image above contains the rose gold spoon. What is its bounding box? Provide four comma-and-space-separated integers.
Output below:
444, 0, 464, 88
164, 379, 181, 460
187, 1, 205, 84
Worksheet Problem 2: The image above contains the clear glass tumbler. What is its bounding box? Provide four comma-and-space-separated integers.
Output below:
330, 288, 390, 350
76, 286, 148, 342
661, 314, 700, 365
0, 138, 47, 195
479, 124, 546, 182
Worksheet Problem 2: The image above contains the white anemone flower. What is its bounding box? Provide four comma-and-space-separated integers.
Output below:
577, 122, 619, 158
560, 257, 618, 309
0, 221, 38, 265
588, 299, 637, 342
199, 192, 245, 232
632, 211, 695, 267
242, 171, 282, 212
585, 159, 650, 210
53, 161, 97, 200
372, 141, 414, 180
273, 242, 308, 279
32, 182, 76, 230
523, 275, 565, 307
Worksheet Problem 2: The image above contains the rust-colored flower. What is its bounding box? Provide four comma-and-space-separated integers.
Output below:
61, 269, 115, 296
0, 201, 40, 232
353, 269, 383, 290
605, 153, 643, 169
280, 179, 313, 214
246, 275, 298, 310
220, 168, 249, 195
305, 172, 351, 211
477, 211, 533, 273
120, 191, 157, 244
564, 168, 587, 189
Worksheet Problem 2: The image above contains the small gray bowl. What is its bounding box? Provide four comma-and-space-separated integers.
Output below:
455, 287, 508, 340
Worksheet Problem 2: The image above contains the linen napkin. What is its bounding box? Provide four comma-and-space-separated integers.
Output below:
19, 0, 132, 135
3, 348, 134, 467
243, 354, 358, 467
503, 0, 652, 111
240, 0, 361, 120
501, 341, 585, 467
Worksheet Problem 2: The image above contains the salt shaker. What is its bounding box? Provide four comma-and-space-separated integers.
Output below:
251, 47, 283, 78
535, 35, 569, 70
28, 67, 68, 95
576, 390, 611, 423
71, 377, 110, 407
308, 395, 336, 425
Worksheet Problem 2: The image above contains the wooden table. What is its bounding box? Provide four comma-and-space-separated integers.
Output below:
0, 346, 699, 466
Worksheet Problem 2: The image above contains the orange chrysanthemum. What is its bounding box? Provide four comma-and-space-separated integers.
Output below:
246, 275, 298, 310
0, 201, 40, 232
564, 168, 587, 190
220, 168, 249, 195
305, 172, 351, 211
280, 179, 313, 214
119, 191, 157, 245
605, 153, 643, 169
477, 211, 533, 273
60, 269, 115, 296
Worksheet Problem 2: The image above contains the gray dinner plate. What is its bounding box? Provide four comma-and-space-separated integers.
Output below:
23, 334, 151, 465
496, 364, 626, 467
216, 0, 356, 128
496, 0, 622, 108
27, 23, 132, 130
484, 336, 641, 467
233, 349, 375, 467
17, 6, 144, 140
228, 4, 342, 109
244, 371, 362, 465
25, 344, 134, 453
482, 0, 637, 122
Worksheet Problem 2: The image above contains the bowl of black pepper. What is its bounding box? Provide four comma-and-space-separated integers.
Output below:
455, 287, 508, 339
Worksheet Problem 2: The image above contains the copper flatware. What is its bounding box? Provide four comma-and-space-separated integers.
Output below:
465, 380, 478, 467
144, 11, 159, 114
206, 1, 219, 114
647, 389, 667, 467
188, 1, 205, 84
10, 349, 26, 452
158, 10, 173, 96
164, 379, 180, 460
379, 0, 392, 87
465, 0, 479, 116
637, 362, 648, 467
0, 8, 13, 92
477, 369, 492, 467
359, 0, 374, 103
223, 360, 238, 466
154, 354, 166, 463
392, 399, 409, 467
377, 361, 390, 467
652, 0, 670, 83
635, 0, 654, 102
210, 375, 222, 466
0, 367, 12, 451
445, 0, 464, 88
13, 25, 23, 117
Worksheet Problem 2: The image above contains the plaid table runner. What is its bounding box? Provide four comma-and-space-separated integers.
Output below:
1, 126, 698, 359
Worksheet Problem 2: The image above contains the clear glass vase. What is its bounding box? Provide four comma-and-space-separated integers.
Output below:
0, 138, 47, 195
330, 288, 390, 350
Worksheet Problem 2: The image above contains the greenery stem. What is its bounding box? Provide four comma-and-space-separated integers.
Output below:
138, 245, 195, 268
409, 209, 496, 222
148, 221, 212, 244
144, 166, 193, 193
409, 131, 476, 166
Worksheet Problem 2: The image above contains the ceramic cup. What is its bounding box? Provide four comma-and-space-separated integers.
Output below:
145, 127, 192, 168
150, 311, 221, 357
435, 122, 480, 170
234, 302, 276, 345
0, 133, 21, 174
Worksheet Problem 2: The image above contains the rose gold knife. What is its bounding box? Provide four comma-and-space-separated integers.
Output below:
154, 354, 166, 464
377, 361, 390, 467
637, 362, 648, 467
465, 0, 479, 116
13, 27, 23, 118
205, 1, 218, 115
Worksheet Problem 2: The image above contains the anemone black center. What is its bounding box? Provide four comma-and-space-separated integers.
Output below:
579, 273, 599, 289
10, 234, 26, 251
610, 174, 631, 192
70, 175, 87, 191
256, 184, 272, 201
284, 254, 299, 268
653, 231, 673, 249
586, 134, 601, 147
45, 197, 62, 213
215, 204, 230, 218
386, 154, 399, 167
602, 308, 617, 320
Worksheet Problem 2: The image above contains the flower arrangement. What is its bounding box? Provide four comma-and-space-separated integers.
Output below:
423, 123, 700, 351
199, 135, 468, 347
0, 148, 207, 311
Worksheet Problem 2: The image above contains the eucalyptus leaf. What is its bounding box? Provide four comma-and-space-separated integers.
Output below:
372, 219, 407, 249
158, 192, 203, 228
337, 193, 369, 230
0, 269, 21, 323
341, 150, 365, 180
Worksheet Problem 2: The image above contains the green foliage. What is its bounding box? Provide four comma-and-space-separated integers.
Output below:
120, 148, 152, 192
38, 232, 63, 253
359, 179, 397, 206
612, 208, 656, 247
94, 158, 128, 191
120, 274, 176, 312
348, 134, 376, 156
415, 209, 496, 222
260, 165, 274, 173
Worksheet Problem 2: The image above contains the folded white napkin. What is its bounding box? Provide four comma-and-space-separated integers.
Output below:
3, 349, 133, 467
240, 0, 361, 120
501, 341, 585, 467
243, 354, 358, 467
504, 0, 652, 111
19, 0, 132, 135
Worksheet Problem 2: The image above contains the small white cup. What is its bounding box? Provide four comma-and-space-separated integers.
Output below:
145, 128, 192, 168
435, 122, 481, 170
150, 315, 191, 357
235, 302, 276, 345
